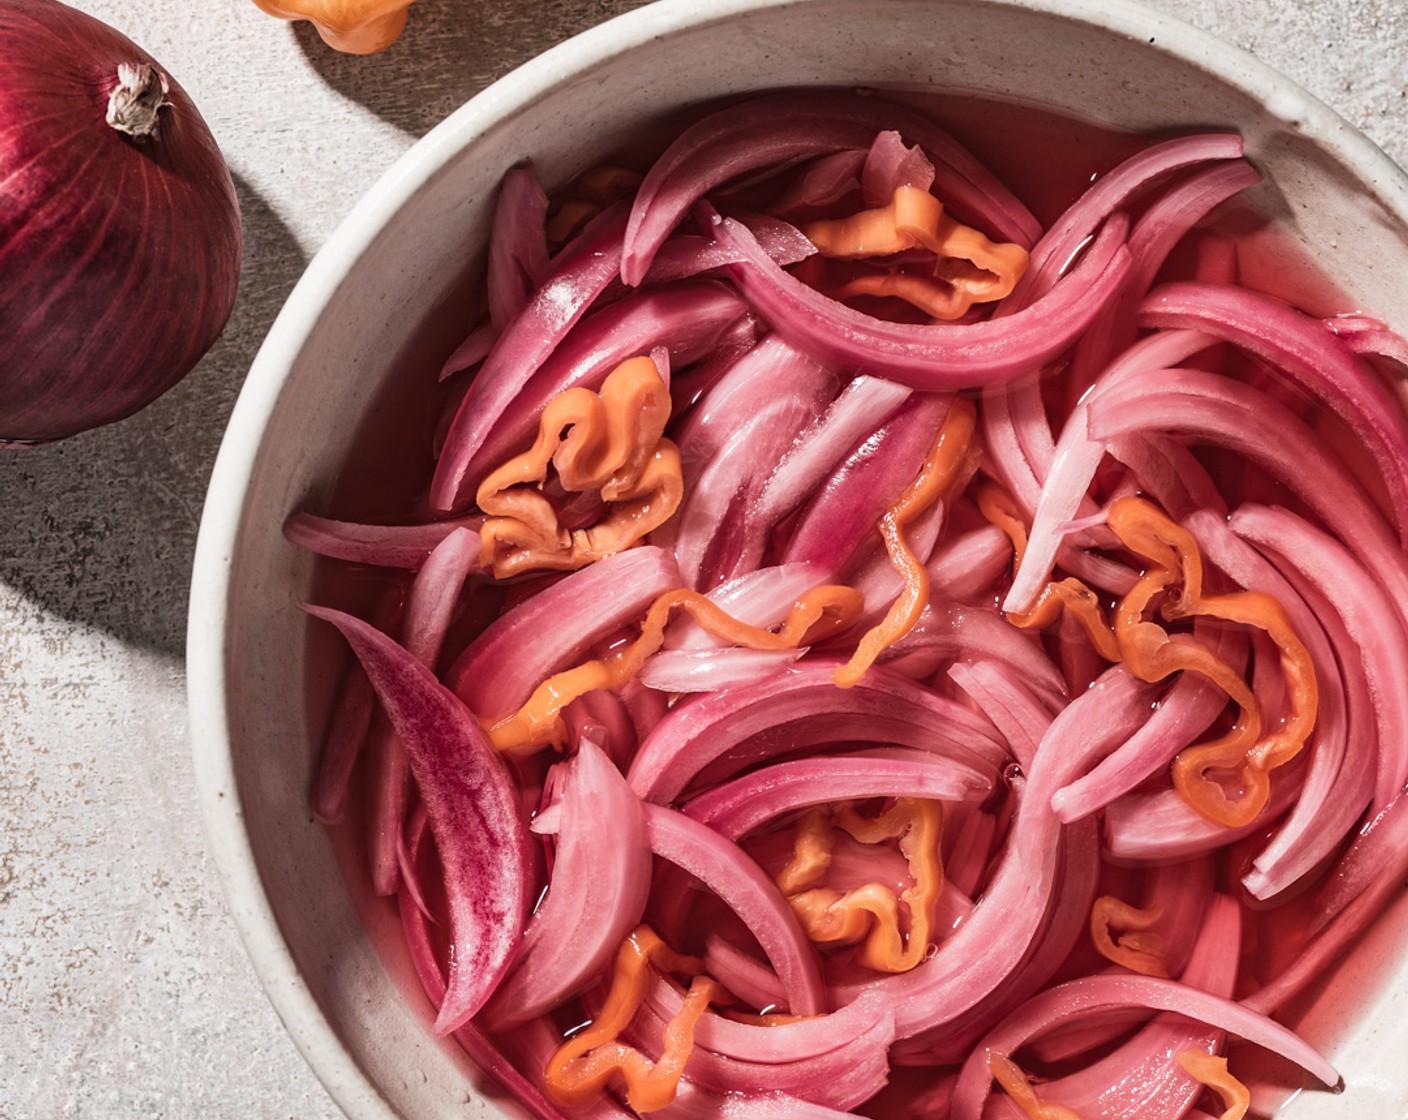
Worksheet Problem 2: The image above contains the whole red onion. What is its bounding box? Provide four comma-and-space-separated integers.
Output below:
0, 0, 241, 444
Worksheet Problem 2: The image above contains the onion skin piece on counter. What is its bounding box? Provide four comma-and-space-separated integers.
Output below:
0, 0, 241, 444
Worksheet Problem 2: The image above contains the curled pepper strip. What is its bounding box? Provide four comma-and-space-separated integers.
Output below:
488, 583, 865, 754
992, 493, 1317, 829
976, 481, 1030, 567
477, 355, 684, 578
545, 925, 722, 1113
1089, 896, 1169, 977
802, 186, 1029, 320
987, 1053, 1090, 1120
1107, 497, 1318, 828
778, 799, 944, 973
1175, 1051, 1251, 1120
835, 397, 978, 688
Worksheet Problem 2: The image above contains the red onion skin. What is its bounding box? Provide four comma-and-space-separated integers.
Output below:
0, 0, 240, 443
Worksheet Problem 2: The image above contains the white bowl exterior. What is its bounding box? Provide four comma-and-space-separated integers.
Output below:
188, 1, 1408, 1117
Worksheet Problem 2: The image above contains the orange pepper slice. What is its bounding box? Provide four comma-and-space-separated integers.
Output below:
802, 186, 1029, 321
1089, 896, 1169, 977
990, 493, 1317, 829
250, 0, 414, 54
976, 480, 1030, 568
988, 1052, 1091, 1120
835, 397, 977, 688
777, 799, 943, 973
477, 356, 683, 578
1106, 497, 1318, 828
545, 925, 721, 1113
1175, 1051, 1251, 1120
488, 583, 864, 754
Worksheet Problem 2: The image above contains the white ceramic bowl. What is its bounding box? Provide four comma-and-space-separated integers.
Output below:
188, 1, 1408, 1117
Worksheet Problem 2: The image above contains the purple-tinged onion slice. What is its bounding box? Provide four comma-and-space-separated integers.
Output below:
304, 606, 532, 1033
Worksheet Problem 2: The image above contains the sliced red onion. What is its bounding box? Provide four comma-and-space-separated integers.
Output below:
1068, 159, 1261, 382
658, 1083, 860, 1120
886, 817, 1102, 1067
877, 601, 1067, 704
1248, 788, 1408, 1016
487, 739, 649, 1028
847, 669, 1155, 1040
1049, 618, 1245, 823
674, 347, 841, 588
926, 523, 1012, 603
683, 749, 991, 839
739, 375, 914, 573
843, 497, 949, 631
1086, 366, 1408, 638
1002, 327, 1212, 612
310, 662, 374, 826
711, 208, 1131, 387
398, 890, 579, 1120
1103, 762, 1305, 863
643, 803, 825, 1016
562, 688, 638, 769
661, 985, 890, 1066
626, 660, 1008, 805
860, 129, 936, 203
438, 322, 495, 380
445, 545, 679, 721
782, 393, 950, 572
304, 606, 531, 1033
368, 527, 482, 895
1139, 281, 1408, 539
632, 996, 893, 1109
486, 162, 550, 333
642, 212, 816, 286
621, 89, 1040, 286
1008, 894, 1240, 1120
1002, 133, 1243, 310
1231, 503, 1406, 809
770, 149, 867, 215
948, 661, 1057, 771
283, 512, 484, 570
670, 334, 839, 496
640, 647, 806, 693
951, 970, 1338, 1117
432, 205, 628, 511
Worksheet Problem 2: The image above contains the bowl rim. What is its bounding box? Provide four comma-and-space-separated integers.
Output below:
186, 0, 1408, 1116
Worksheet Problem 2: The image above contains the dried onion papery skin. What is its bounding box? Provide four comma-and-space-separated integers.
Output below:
0, 0, 241, 444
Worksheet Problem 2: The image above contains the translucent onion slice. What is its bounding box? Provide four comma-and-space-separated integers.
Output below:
445, 545, 680, 721
710, 208, 1131, 387
283, 512, 483, 570
626, 660, 1008, 805
487, 739, 650, 1028
643, 803, 825, 1017
682, 749, 991, 839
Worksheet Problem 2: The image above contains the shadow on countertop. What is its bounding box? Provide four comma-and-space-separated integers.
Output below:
292, 0, 658, 137
0, 175, 305, 660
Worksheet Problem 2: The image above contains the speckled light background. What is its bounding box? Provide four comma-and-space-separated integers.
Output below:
0, 1, 1405, 1117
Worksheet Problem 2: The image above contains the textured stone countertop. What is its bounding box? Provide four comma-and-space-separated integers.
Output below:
1, 1, 1406, 1117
